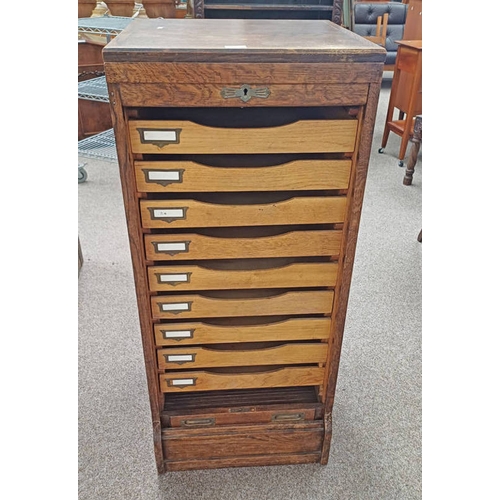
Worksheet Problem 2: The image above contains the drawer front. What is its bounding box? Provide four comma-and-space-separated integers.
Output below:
162, 421, 324, 462
148, 262, 338, 291
140, 197, 346, 229
120, 82, 369, 107
168, 408, 317, 428
151, 290, 334, 319
160, 366, 325, 393
158, 342, 328, 370
144, 230, 343, 261
129, 119, 358, 154
154, 317, 332, 346
135, 159, 351, 192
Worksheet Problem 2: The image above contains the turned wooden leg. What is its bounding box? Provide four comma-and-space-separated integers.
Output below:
403, 115, 422, 185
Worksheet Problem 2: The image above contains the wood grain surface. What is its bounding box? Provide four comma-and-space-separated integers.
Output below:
154, 317, 332, 346
148, 261, 338, 291
151, 290, 334, 319
129, 119, 358, 154
135, 159, 352, 192
160, 366, 325, 393
140, 196, 346, 228
144, 229, 343, 260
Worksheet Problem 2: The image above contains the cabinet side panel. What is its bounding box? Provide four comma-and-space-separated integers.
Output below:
107, 82, 165, 473
321, 76, 383, 463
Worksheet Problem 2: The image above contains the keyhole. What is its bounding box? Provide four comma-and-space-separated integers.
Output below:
243, 87, 248, 96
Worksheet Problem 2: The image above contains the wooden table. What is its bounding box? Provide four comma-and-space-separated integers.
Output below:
379, 39, 422, 165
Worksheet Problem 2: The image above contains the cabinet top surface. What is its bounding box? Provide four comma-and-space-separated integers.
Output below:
103, 19, 386, 63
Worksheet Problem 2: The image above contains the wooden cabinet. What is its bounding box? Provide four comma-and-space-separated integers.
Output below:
103, 18, 384, 473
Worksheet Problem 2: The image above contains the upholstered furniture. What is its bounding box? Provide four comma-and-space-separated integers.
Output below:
353, 1, 408, 70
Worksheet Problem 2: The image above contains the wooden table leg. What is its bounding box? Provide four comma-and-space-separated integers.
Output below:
403, 115, 422, 186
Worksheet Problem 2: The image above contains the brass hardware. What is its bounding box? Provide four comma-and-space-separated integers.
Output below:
142, 168, 185, 187
164, 353, 196, 365
154, 272, 192, 286
160, 328, 195, 341
229, 407, 256, 413
148, 207, 188, 223
166, 377, 197, 389
271, 413, 305, 422
220, 84, 270, 103
152, 240, 191, 256
180, 417, 215, 427
137, 127, 182, 148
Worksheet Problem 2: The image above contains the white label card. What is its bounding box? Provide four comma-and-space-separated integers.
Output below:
164, 330, 192, 339
153, 209, 184, 219
143, 130, 177, 142
171, 378, 194, 386
148, 171, 180, 181
167, 355, 194, 362
157, 242, 187, 252
161, 302, 189, 312
160, 274, 188, 283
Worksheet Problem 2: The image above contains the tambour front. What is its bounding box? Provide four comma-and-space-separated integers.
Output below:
103, 18, 385, 473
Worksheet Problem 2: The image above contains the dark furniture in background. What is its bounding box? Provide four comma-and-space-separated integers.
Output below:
353, 1, 408, 70
380, 39, 422, 163
193, 0, 344, 24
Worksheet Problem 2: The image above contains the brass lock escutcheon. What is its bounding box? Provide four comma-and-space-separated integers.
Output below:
220, 84, 271, 103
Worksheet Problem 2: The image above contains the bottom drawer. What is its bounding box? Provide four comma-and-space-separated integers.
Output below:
160, 366, 324, 393
162, 421, 324, 470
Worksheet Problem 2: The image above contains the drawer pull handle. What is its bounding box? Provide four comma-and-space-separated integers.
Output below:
152, 241, 190, 256
271, 413, 305, 422
155, 272, 192, 286
164, 353, 196, 365
148, 207, 188, 223
142, 168, 185, 187
137, 127, 182, 148
160, 329, 195, 341
166, 377, 197, 388
220, 84, 270, 103
159, 301, 193, 314
181, 418, 215, 427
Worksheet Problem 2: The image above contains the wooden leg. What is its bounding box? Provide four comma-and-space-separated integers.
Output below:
403, 115, 422, 185
398, 116, 414, 161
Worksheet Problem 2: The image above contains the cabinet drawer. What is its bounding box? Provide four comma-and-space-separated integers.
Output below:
128, 119, 358, 154
135, 159, 351, 192
144, 230, 342, 261
154, 317, 332, 346
151, 290, 334, 319
158, 342, 328, 370
160, 366, 325, 393
140, 197, 346, 228
162, 421, 324, 466
168, 408, 317, 428
148, 262, 338, 291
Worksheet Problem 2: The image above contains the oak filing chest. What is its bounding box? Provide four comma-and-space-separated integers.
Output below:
103, 18, 385, 473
